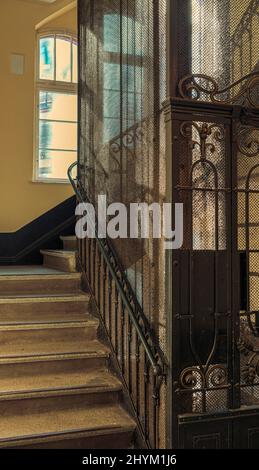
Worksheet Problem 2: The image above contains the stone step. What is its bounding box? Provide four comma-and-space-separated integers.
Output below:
0, 338, 109, 360
60, 236, 77, 251
0, 351, 108, 368
41, 250, 77, 273
0, 294, 90, 324
0, 361, 115, 396
0, 318, 99, 346
0, 260, 136, 449
0, 393, 122, 429
21, 428, 134, 449
0, 368, 122, 402
0, 404, 135, 449
0, 273, 82, 296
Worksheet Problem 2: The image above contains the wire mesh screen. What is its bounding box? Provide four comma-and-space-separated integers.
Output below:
190, 0, 259, 83
79, 0, 167, 337
178, 121, 227, 251
78, 0, 168, 447
237, 124, 259, 407
174, 118, 231, 415
177, 0, 259, 100
174, 0, 259, 417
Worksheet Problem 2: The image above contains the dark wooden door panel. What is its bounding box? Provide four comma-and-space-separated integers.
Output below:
234, 416, 259, 449
179, 419, 231, 449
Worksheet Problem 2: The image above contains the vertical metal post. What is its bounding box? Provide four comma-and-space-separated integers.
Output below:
165, 0, 192, 448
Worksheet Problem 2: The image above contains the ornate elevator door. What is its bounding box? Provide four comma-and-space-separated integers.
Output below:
166, 0, 259, 449
166, 87, 259, 450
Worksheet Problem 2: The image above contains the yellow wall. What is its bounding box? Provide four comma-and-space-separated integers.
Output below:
0, 0, 77, 232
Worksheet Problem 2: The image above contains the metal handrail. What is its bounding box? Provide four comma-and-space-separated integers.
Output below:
68, 161, 165, 378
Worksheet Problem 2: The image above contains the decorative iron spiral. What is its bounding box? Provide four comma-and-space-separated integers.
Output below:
180, 367, 205, 389
178, 72, 259, 109
237, 126, 259, 157
207, 365, 227, 387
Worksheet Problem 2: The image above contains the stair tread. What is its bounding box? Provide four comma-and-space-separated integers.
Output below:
0, 295, 90, 323
0, 273, 81, 281
0, 261, 136, 448
0, 266, 73, 277
0, 293, 84, 300
0, 316, 90, 325
0, 317, 97, 329
0, 340, 108, 359
0, 350, 108, 365
0, 294, 89, 303
0, 369, 121, 396
41, 250, 76, 258
41, 251, 77, 274
60, 236, 76, 241
0, 404, 135, 442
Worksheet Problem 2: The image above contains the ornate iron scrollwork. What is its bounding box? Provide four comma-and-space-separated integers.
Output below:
238, 339, 259, 386
177, 119, 228, 402
236, 125, 259, 157
178, 72, 259, 109
109, 120, 148, 177
238, 319, 259, 385
180, 122, 225, 161
109, 120, 147, 155
180, 365, 228, 390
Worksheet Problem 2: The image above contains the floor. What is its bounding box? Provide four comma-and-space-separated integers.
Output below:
0, 266, 66, 276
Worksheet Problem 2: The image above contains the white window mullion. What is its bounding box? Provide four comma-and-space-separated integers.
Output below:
54, 34, 57, 81
70, 37, 73, 83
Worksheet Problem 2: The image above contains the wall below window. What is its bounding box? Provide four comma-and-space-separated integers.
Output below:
0, 0, 77, 232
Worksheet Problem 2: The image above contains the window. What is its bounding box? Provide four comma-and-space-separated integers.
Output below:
35, 32, 78, 182
102, 14, 144, 142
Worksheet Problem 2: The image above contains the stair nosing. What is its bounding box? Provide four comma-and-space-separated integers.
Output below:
0, 273, 81, 281
0, 383, 122, 402
0, 320, 98, 331
41, 250, 77, 258
0, 350, 109, 365
0, 422, 136, 448
0, 295, 89, 304
0, 319, 91, 327
60, 236, 76, 240
0, 294, 89, 304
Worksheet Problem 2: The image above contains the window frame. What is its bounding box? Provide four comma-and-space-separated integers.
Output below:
33, 29, 78, 184
101, 12, 146, 144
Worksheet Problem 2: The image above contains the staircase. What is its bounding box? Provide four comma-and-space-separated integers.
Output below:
0, 236, 136, 449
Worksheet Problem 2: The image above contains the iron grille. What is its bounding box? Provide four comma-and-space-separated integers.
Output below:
172, 0, 259, 419
78, 0, 168, 448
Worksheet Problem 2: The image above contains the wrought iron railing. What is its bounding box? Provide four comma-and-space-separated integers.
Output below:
68, 161, 166, 449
